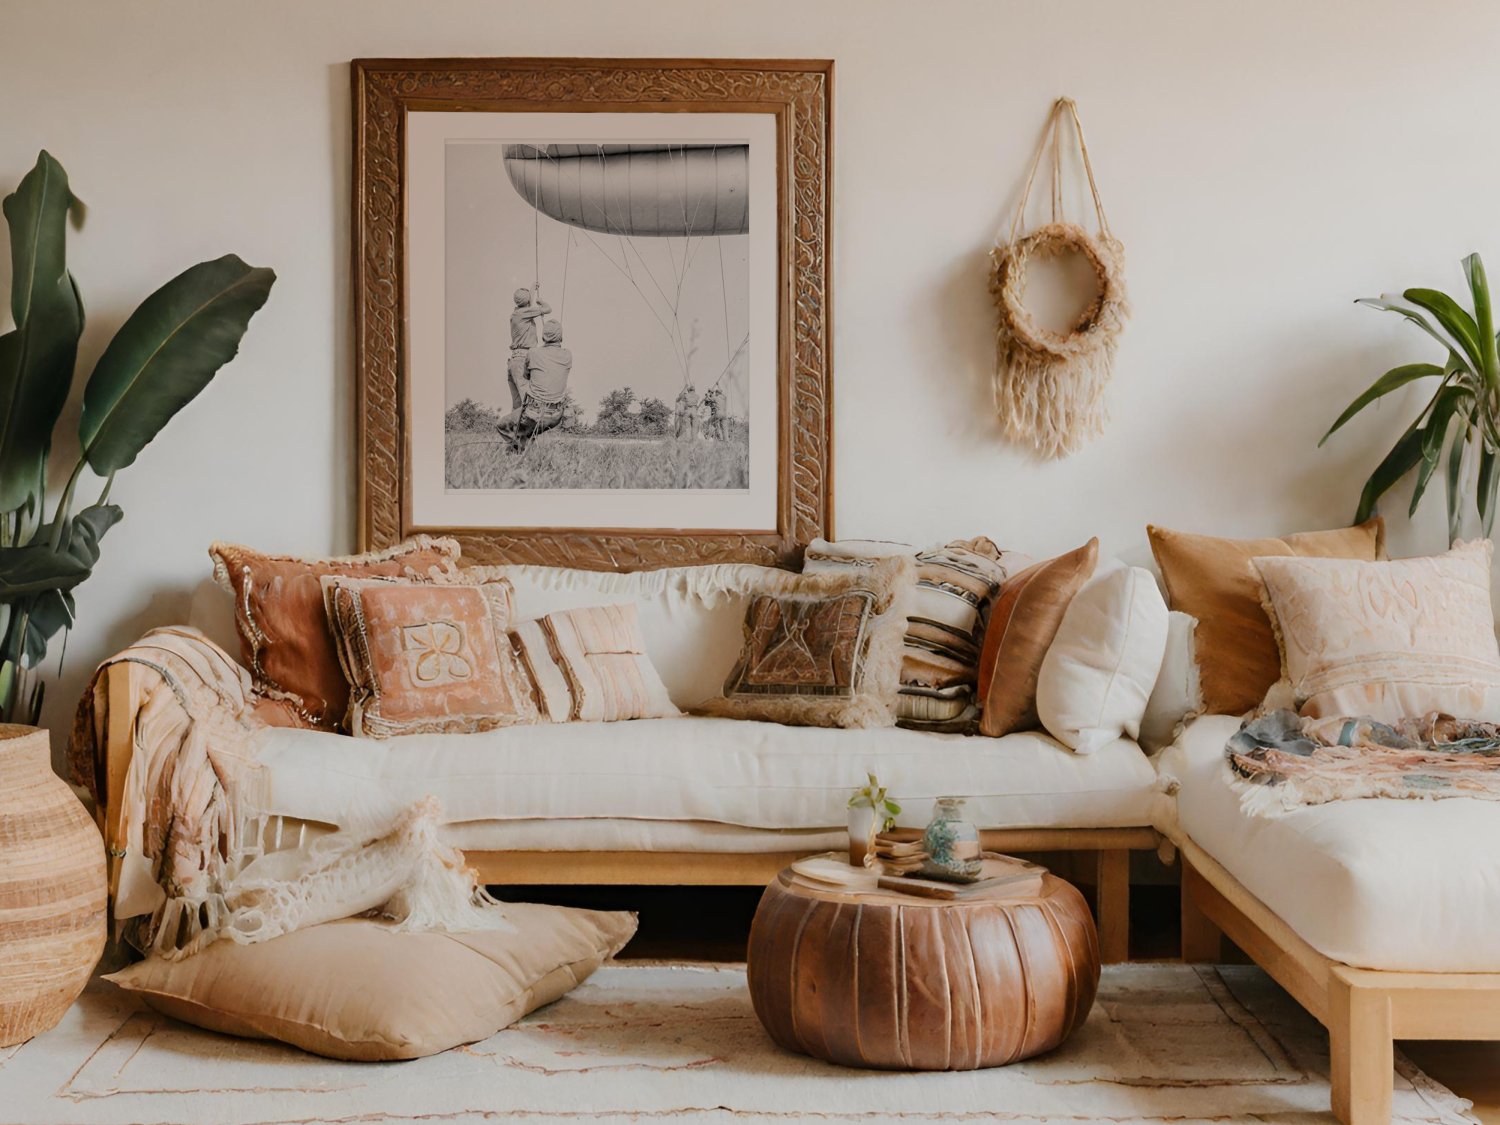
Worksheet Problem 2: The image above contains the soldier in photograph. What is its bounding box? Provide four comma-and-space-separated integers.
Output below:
507, 287, 551, 409
703, 385, 727, 440
498, 318, 572, 450
675, 383, 701, 440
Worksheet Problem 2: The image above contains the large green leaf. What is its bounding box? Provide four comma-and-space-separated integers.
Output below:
1355, 421, 1426, 523
1410, 387, 1469, 517
1481, 447, 1500, 536
0, 151, 84, 512
1462, 253, 1499, 391
1446, 410, 1472, 544
1357, 295, 1473, 367
0, 542, 90, 598
1320, 362, 1443, 446
79, 254, 274, 473
1404, 287, 1483, 373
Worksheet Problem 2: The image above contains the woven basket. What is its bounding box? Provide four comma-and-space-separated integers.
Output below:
0, 724, 106, 1046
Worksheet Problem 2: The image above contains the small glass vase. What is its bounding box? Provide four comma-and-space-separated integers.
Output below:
921, 797, 983, 882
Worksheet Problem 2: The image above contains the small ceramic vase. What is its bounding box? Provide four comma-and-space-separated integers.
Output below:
847, 804, 878, 867
921, 797, 983, 882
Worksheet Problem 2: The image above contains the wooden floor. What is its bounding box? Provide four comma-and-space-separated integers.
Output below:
498, 882, 1500, 1117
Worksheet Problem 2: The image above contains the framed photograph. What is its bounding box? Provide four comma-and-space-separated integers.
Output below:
352, 58, 833, 569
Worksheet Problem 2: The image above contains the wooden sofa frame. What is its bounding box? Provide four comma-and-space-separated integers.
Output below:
1179, 835, 1500, 1125
99, 661, 1156, 963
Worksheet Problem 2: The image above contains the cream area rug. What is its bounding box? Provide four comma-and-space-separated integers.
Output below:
0, 963, 1474, 1124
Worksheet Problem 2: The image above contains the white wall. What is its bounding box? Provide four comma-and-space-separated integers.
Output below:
2, 0, 1496, 746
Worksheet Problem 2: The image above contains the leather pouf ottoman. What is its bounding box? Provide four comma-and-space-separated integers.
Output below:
747, 866, 1099, 1070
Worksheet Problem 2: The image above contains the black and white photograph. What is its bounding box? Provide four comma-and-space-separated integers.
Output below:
442, 139, 752, 492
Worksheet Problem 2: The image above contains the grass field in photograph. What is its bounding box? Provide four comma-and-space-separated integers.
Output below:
445, 432, 750, 490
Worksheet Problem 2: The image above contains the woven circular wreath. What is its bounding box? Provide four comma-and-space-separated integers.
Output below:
990, 221, 1127, 359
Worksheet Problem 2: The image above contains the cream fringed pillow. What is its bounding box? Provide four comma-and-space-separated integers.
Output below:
106, 905, 637, 1061
510, 603, 679, 723
1254, 540, 1500, 722
322, 575, 539, 737
699, 555, 916, 729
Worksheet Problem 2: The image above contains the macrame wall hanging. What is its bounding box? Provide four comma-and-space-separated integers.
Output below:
990, 97, 1129, 460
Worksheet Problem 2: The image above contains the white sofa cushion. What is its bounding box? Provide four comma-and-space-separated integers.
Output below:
1036, 564, 1168, 754
249, 716, 1158, 834
1158, 714, 1500, 972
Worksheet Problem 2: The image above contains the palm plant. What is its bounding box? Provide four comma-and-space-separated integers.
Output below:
1323, 253, 1500, 544
0, 151, 274, 724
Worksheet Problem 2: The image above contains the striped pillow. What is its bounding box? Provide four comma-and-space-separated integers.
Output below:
804, 538, 1025, 731
511, 603, 679, 723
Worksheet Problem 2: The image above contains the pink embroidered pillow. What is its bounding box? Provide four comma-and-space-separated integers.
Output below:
322, 575, 539, 738
1254, 540, 1500, 722
510, 604, 678, 723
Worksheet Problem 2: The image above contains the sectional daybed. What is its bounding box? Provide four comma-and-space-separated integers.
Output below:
89, 557, 1162, 966
1163, 715, 1500, 1125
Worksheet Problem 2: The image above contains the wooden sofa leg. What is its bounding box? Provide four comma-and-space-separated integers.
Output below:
1179, 858, 1224, 963
1328, 968, 1393, 1125
1094, 848, 1129, 964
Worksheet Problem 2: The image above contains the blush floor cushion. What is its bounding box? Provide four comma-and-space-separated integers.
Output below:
747, 866, 1099, 1070
1158, 715, 1500, 972
105, 903, 637, 1060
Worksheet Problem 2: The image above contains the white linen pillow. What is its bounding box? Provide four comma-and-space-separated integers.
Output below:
1254, 540, 1500, 722
1036, 564, 1169, 754
1138, 611, 1202, 751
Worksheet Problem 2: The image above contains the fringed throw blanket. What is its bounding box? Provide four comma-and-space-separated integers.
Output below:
1227, 708, 1500, 816
70, 627, 509, 959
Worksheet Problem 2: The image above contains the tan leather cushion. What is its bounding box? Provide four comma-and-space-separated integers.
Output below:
977, 539, 1099, 737
210, 537, 461, 730
105, 904, 637, 1061
323, 575, 539, 738
1147, 518, 1385, 716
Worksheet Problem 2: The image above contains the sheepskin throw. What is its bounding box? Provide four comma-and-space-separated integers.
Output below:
1227, 708, 1500, 815
990, 98, 1129, 460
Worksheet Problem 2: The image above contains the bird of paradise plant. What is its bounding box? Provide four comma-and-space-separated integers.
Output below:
0, 151, 274, 724
1323, 253, 1500, 545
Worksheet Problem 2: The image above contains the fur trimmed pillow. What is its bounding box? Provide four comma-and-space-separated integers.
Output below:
210, 537, 461, 729
322, 574, 539, 738
698, 555, 916, 729
804, 537, 1027, 732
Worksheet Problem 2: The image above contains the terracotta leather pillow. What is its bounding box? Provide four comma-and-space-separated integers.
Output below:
323, 575, 540, 738
105, 904, 637, 1061
977, 539, 1098, 738
1147, 518, 1385, 716
210, 537, 461, 730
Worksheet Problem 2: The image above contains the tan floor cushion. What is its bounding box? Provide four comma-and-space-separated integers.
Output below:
105, 903, 636, 1060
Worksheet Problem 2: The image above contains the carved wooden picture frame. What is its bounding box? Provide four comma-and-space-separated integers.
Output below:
352, 58, 833, 569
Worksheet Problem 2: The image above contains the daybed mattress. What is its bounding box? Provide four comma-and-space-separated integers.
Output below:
1158, 715, 1500, 972
248, 716, 1158, 836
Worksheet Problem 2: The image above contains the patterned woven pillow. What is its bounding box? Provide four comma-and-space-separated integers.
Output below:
803, 538, 1022, 731
510, 603, 679, 723
700, 555, 916, 729
322, 575, 539, 738
211, 537, 461, 730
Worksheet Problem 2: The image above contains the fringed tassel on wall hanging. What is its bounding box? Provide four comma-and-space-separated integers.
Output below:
991, 97, 1129, 460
